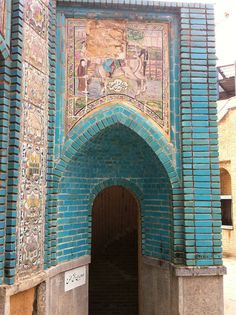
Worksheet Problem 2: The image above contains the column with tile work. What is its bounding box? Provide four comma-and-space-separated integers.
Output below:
180, 4, 222, 266
14, 0, 50, 279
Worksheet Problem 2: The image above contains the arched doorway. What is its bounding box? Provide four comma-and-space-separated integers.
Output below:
89, 185, 140, 315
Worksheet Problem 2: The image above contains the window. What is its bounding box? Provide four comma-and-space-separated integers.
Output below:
220, 168, 233, 227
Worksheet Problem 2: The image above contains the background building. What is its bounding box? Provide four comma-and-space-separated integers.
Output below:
218, 63, 236, 257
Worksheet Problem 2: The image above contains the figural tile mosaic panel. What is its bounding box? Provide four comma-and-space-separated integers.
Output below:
16, 0, 49, 277
17, 142, 45, 275
24, 0, 48, 39
24, 23, 48, 73
66, 19, 170, 133
22, 62, 48, 108
16, 101, 48, 276
0, 0, 6, 37
22, 102, 46, 146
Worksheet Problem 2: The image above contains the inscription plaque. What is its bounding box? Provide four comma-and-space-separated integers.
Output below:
64, 266, 86, 292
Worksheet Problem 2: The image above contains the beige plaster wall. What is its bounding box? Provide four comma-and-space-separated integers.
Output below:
139, 257, 173, 315
0, 256, 225, 315
139, 257, 224, 315
218, 107, 236, 257
179, 276, 224, 315
47, 265, 89, 315
10, 288, 35, 315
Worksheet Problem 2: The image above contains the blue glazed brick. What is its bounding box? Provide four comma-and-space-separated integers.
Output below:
41, 3, 223, 272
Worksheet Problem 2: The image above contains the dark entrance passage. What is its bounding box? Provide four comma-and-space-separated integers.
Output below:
89, 186, 139, 315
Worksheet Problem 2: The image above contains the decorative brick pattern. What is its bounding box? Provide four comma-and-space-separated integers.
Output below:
4, 0, 24, 285
0, 46, 11, 285
45, 0, 57, 268
180, 6, 222, 266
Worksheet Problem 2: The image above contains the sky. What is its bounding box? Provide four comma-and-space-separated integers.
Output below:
159, 0, 236, 66
214, 0, 236, 66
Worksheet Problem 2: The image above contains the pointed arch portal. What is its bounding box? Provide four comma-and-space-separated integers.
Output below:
45, 98, 224, 314
46, 104, 183, 314
49, 105, 180, 266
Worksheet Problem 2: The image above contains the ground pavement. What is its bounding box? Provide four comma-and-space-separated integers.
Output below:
224, 258, 236, 315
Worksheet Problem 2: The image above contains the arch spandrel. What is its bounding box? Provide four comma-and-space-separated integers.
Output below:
67, 97, 170, 138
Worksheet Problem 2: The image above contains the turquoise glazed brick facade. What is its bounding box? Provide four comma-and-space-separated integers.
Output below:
45, 0, 57, 269
0, 49, 10, 284
44, 0, 222, 271
5, 0, 24, 285
180, 6, 221, 266
0, 0, 223, 289
47, 105, 183, 267
57, 122, 173, 263
0, 0, 23, 285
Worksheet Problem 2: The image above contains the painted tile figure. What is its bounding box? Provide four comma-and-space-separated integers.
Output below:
77, 59, 87, 93
66, 19, 169, 133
